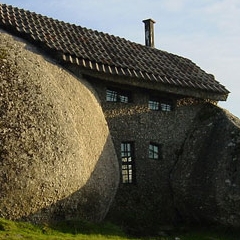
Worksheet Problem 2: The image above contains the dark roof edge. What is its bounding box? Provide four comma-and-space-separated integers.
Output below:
61, 54, 229, 93
65, 63, 228, 101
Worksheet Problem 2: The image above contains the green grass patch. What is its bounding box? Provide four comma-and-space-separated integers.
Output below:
0, 218, 133, 240
0, 218, 239, 240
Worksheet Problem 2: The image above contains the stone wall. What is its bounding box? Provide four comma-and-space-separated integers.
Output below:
86, 78, 205, 230
85, 77, 240, 233
0, 31, 119, 223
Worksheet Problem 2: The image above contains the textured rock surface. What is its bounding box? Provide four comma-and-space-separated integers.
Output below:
0, 31, 119, 223
171, 104, 240, 227
1, 29, 240, 230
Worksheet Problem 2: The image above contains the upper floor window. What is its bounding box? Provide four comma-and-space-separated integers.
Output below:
149, 142, 161, 160
121, 142, 135, 184
148, 97, 173, 112
106, 88, 132, 103
148, 99, 159, 111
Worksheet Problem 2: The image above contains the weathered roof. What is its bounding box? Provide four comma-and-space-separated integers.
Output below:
0, 3, 229, 100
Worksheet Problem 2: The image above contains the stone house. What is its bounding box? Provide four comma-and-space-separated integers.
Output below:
2, 3, 238, 232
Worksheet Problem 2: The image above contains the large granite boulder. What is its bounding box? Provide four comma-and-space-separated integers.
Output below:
171, 104, 240, 227
0, 31, 119, 223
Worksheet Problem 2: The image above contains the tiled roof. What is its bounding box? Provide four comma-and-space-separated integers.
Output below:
0, 3, 229, 100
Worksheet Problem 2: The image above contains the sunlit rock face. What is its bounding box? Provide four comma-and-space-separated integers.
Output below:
171, 104, 240, 227
0, 31, 119, 223
1, 29, 240, 230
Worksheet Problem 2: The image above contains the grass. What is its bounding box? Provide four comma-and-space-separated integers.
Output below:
0, 218, 132, 240
0, 218, 239, 240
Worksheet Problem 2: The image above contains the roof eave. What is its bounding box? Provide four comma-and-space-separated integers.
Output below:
64, 62, 229, 101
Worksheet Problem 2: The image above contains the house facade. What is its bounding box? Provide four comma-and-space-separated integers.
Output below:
80, 75, 210, 228
0, 3, 231, 230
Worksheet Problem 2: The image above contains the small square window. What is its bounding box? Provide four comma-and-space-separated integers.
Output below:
106, 89, 118, 102
148, 100, 159, 110
149, 143, 161, 160
106, 88, 132, 103
149, 97, 173, 112
161, 102, 172, 112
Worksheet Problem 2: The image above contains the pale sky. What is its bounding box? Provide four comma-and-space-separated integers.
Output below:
2, 0, 240, 118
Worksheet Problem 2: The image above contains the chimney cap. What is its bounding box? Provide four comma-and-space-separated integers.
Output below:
142, 18, 156, 24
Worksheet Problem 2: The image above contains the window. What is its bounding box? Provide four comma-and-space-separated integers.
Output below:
106, 88, 131, 103
121, 142, 135, 184
106, 89, 118, 102
148, 100, 159, 111
149, 97, 173, 111
161, 102, 172, 112
149, 143, 161, 160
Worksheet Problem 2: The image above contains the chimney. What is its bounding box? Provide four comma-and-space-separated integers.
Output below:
142, 19, 156, 47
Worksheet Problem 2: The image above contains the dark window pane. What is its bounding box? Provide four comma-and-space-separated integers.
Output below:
149, 143, 160, 160
149, 100, 159, 110
106, 89, 117, 102
106, 88, 131, 103
149, 96, 174, 112
121, 142, 135, 184
161, 103, 172, 111
119, 94, 129, 103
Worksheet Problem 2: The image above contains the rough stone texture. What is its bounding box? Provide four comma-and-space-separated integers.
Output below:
1, 29, 240, 232
83, 77, 240, 232
171, 104, 240, 227
85, 77, 206, 232
0, 31, 119, 223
